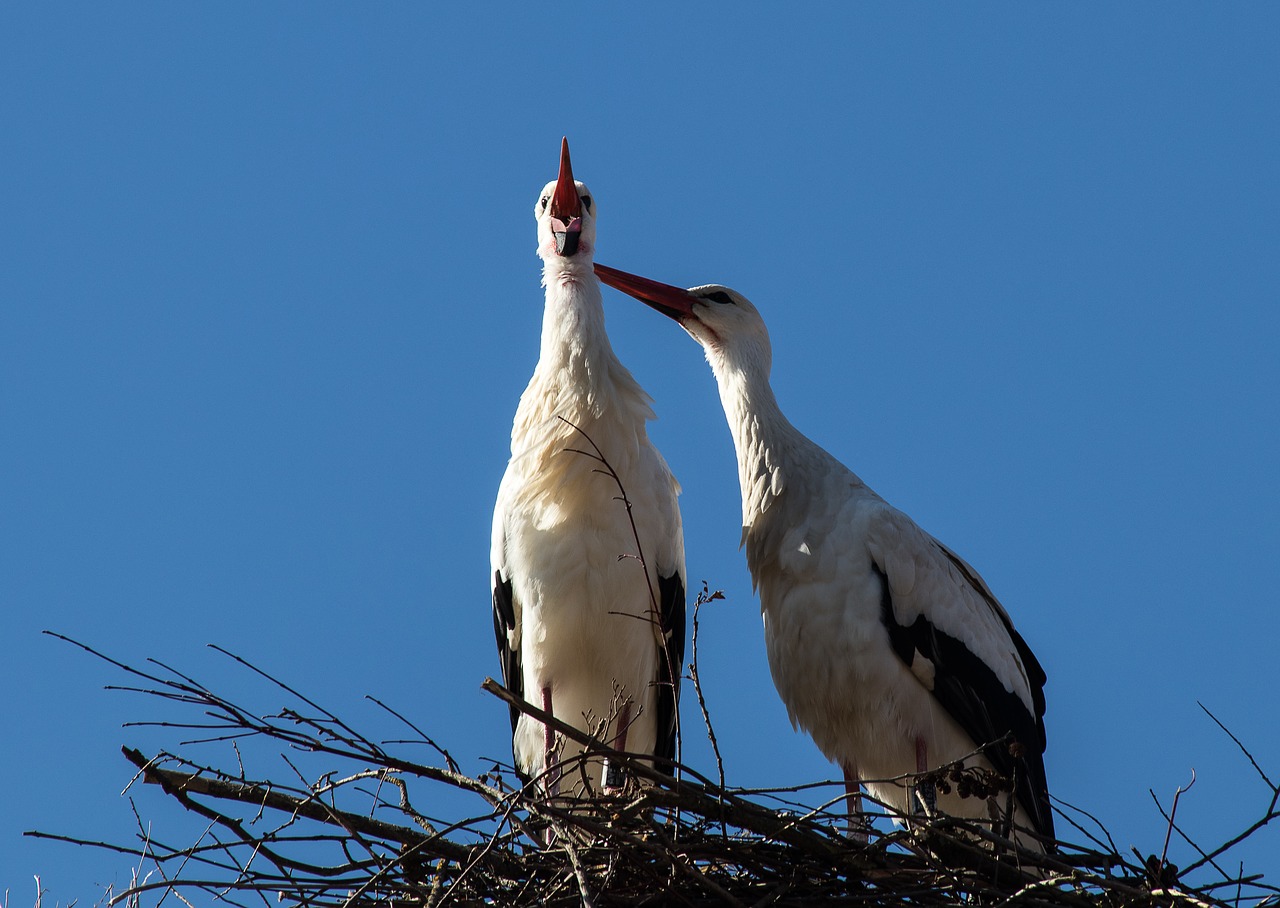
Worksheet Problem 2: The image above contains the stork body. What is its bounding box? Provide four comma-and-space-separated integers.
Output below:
595, 264, 1052, 846
491, 144, 685, 796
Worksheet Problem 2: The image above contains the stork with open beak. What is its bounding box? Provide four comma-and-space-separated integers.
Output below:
490, 142, 686, 799
594, 263, 1053, 848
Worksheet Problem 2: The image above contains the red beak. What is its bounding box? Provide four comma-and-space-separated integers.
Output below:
594, 263, 699, 323
550, 137, 582, 256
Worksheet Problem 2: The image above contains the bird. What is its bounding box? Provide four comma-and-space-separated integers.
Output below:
593, 261, 1053, 847
490, 140, 686, 799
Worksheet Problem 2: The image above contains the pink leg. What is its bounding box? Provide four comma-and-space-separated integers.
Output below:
914, 736, 937, 817
541, 687, 560, 797
538, 687, 560, 847
612, 701, 632, 751
603, 702, 631, 789
842, 761, 869, 843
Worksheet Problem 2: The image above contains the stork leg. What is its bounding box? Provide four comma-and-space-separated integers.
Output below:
914, 737, 937, 818
602, 701, 631, 790
538, 687, 561, 847
541, 687, 560, 798
842, 761, 870, 844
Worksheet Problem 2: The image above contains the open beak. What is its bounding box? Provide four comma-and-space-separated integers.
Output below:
550, 137, 582, 256
594, 263, 699, 323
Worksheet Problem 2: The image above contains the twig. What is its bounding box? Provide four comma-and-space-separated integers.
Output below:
690, 583, 727, 793
556, 415, 684, 773
1162, 770, 1196, 866
1198, 703, 1275, 792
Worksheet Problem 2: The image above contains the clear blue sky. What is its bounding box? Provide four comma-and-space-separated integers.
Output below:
3, 4, 1278, 903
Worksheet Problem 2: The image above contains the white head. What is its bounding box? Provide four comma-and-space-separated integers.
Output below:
535, 138, 598, 264
594, 264, 773, 380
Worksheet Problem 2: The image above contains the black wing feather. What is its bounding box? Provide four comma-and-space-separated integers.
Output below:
873, 563, 1054, 839
936, 545, 1049, 722
654, 571, 686, 772
491, 570, 524, 743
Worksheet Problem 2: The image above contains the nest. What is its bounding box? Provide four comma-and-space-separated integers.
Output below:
29, 633, 1279, 908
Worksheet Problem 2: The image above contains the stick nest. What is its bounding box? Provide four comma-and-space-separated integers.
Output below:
29, 633, 1279, 908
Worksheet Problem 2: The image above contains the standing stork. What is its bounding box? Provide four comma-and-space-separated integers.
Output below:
490, 141, 686, 798
594, 263, 1053, 847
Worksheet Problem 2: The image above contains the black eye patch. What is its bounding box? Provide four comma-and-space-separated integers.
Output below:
702, 291, 735, 306
581, 196, 592, 211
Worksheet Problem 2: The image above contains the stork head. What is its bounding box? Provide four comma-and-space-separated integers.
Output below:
535, 137, 597, 262
594, 263, 772, 377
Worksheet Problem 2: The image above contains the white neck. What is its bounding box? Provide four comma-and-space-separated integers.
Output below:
536, 264, 615, 380
708, 351, 809, 528
511, 260, 652, 451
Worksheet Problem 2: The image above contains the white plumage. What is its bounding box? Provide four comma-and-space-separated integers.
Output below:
594, 263, 1053, 846
490, 142, 686, 796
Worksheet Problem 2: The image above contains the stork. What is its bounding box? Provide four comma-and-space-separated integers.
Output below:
594, 263, 1053, 847
490, 141, 686, 799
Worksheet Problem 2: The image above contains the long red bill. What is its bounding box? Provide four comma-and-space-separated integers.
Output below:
593, 263, 698, 322
550, 137, 582, 256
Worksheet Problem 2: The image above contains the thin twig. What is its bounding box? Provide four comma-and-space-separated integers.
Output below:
690, 582, 727, 793
556, 416, 684, 776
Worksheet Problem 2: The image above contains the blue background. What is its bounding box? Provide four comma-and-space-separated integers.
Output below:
3, 4, 1278, 902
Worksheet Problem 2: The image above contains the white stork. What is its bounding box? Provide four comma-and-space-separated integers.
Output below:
594, 263, 1053, 846
490, 141, 686, 797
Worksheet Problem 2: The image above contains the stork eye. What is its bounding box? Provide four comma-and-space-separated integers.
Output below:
702, 291, 735, 306
539, 196, 549, 212
581, 195, 592, 212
